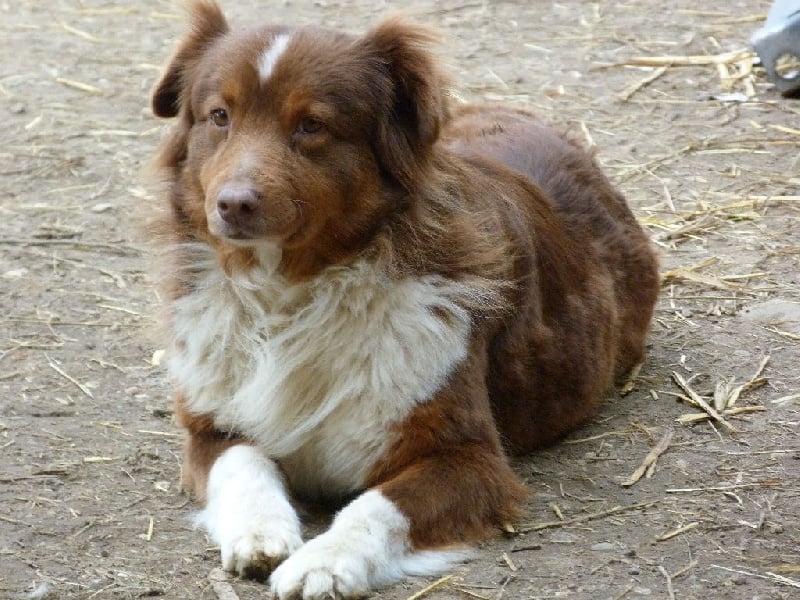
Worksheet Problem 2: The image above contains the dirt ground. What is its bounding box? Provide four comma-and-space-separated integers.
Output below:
1, 0, 798, 598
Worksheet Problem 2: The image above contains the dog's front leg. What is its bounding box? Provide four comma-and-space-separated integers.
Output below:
269, 451, 522, 600
197, 444, 304, 578
269, 489, 441, 600
176, 395, 304, 577
270, 353, 526, 600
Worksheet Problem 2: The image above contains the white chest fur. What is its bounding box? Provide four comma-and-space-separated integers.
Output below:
168, 246, 473, 497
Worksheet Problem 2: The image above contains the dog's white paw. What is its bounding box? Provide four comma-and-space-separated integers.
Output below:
198, 445, 303, 579
270, 537, 367, 600
271, 490, 414, 599
269, 491, 473, 599
218, 519, 303, 579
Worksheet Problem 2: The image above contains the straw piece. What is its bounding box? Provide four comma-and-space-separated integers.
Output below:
59, 21, 101, 43
618, 66, 668, 102
405, 575, 454, 600
621, 428, 674, 487
677, 405, 766, 425
772, 394, 800, 406
658, 566, 676, 600
617, 49, 753, 67
769, 124, 800, 136
519, 501, 658, 532
619, 362, 643, 396
46, 355, 94, 399
726, 356, 770, 409
55, 77, 104, 95
711, 565, 800, 590
656, 521, 699, 542
671, 371, 737, 433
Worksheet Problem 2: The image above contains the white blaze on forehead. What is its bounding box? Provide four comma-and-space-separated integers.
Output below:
258, 34, 292, 82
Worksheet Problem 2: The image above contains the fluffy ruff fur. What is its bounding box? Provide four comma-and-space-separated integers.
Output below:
148, 2, 660, 598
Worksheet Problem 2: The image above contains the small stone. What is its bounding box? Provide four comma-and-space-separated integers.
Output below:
628, 565, 641, 575
151, 349, 166, 367
28, 582, 56, 600
591, 541, 614, 552
10, 102, 26, 114
3, 268, 28, 279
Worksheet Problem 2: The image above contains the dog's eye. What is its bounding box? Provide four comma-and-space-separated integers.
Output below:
297, 116, 323, 135
210, 108, 229, 127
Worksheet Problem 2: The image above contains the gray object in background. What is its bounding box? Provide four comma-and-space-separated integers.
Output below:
752, 0, 800, 96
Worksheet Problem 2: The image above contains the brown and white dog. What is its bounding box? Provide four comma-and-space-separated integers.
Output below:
148, 2, 659, 598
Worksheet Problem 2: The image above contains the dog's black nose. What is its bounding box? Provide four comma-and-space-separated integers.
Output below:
216, 184, 261, 224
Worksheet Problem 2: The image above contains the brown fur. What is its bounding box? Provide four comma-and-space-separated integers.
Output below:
367, 337, 528, 549
173, 394, 244, 503
150, 0, 659, 559
439, 105, 661, 452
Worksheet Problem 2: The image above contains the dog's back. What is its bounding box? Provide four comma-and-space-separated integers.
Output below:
443, 105, 659, 452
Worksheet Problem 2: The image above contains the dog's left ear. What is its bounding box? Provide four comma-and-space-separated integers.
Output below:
360, 18, 450, 191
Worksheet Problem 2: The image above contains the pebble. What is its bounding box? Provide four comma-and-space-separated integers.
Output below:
628, 565, 641, 575
3, 268, 29, 279
27, 582, 56, 600
590, 541, 614, 552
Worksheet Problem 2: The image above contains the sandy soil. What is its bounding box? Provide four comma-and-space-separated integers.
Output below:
1, 1, 798, 599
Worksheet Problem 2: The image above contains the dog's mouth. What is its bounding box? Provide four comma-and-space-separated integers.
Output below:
207, 218, 260, 243
204, 186, 305, 248
223, 229, 256, 241
207, 210, 303, 248
212, 229, 282, 256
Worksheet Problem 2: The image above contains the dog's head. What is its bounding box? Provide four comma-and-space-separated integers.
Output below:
152, 1, 449, 277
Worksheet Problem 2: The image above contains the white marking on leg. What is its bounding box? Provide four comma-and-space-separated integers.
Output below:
258, 34, 292, 82
270, 490, 471, 599
196, 445, 303, 575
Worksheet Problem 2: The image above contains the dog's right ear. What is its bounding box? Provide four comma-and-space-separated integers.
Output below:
151, 1, 229, 118
358, 18, 450, 192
